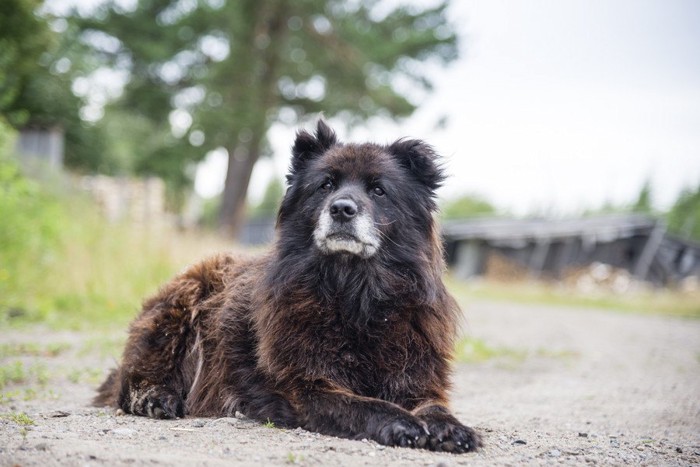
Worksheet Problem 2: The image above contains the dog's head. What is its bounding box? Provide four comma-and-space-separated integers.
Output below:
277, 120, 445, 260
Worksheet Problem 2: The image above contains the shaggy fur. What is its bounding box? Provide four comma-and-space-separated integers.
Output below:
95, 120, 481, 453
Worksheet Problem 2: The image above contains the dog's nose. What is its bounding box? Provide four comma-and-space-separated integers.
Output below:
330, 198, 357, 222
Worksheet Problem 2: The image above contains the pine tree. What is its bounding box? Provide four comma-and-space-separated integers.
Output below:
75, 0, 458, 235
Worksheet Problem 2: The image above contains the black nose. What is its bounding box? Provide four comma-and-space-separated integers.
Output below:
330, 198, 357, 222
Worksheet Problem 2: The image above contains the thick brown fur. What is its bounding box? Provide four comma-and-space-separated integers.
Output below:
95, 121, 481, 453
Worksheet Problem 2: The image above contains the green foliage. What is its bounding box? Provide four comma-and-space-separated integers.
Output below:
0, 0, 55, 125
74, 0, 459, 230
0, 128, 66, 310
632, 180, 653, 214
4, 411, 35, 426
0, 144, 178, 328
441, 194, 496, 220
667, 184, 700, 242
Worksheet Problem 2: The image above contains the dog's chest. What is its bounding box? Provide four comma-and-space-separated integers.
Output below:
320, 312, 421, 398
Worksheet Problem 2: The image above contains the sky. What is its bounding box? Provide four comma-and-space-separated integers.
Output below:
196, 0, 700, 216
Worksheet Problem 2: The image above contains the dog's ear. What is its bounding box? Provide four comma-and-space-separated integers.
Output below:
388, 139, 445, 191
289, 120, 338, 177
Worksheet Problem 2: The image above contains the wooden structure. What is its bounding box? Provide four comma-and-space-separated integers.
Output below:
443, 214, 700, 287
16, 126, 64, 169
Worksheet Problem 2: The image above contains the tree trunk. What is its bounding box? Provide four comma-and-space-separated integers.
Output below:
218, 144, 257, 237
216, 0, 289, 237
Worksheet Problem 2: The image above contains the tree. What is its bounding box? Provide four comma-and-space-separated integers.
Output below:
632, 180, 653, 214
75, 0, 458, 236
667, 185, 700, 242
441, 194, 496, 220
0, 0, 54, 125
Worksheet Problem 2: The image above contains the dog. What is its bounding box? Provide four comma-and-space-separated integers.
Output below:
95, 120, 481, 453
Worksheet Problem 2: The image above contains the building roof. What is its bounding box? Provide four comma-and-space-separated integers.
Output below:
442, 214, 658, 244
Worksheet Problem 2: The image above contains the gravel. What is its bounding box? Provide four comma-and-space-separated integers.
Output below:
1, 299, 699, 466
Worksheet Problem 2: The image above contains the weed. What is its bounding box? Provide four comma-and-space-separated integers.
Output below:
263, 418, 276, 429
286, 452, 303, 464
5, 412, 35, 426
0, 342, 71, 358
454, 337, 525, 364
0, 361, 26, 388
0, 390, 20, 404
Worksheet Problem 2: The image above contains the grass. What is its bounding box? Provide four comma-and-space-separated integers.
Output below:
286, 452, 304, 464
0, 153, 233, 331
446, 276, 700, 319
263, 418, 276, 429
0, 362, 50, 389
454, 337, 526, 364
4, 411, 35, 426
0, 342, 71, 358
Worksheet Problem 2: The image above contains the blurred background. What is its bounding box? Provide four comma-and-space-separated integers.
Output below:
1, 0, 699, 329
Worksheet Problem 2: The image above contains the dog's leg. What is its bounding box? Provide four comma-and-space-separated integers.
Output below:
412, 402, 481, 453
114, 302, 194, 419
296, 387, 430, 448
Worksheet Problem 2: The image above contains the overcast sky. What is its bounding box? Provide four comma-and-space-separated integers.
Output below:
205, 0, 700, 216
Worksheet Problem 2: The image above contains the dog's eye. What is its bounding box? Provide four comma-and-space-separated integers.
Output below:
371, 186, 385, 197
320, 180, 334, 191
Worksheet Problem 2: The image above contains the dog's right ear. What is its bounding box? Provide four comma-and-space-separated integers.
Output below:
289, 120, 338, 177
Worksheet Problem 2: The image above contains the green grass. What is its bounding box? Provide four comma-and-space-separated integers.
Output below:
263, 418, 276, 428
4, 411, 35, 426
0, 362, 50, 389
0, 153, 232, 331
0, 342, 71, 358
446, 276, 700, 319
454, 337, 526, 363
0, 361, 26, 388
286, 452, 304, 464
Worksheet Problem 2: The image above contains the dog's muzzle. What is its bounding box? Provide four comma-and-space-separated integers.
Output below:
314, 197, 380, 258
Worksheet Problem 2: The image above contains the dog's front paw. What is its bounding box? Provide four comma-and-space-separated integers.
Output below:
425, 419, 481, 453
128, 387, 185, 419
377, 415, 430, 449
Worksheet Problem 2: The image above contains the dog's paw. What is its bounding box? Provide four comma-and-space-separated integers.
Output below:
377, 415, 430, 449
130, 387, 185, 419
425, 419, 481, 453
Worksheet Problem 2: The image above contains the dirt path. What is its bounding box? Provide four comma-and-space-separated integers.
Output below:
1, 300, 699, 466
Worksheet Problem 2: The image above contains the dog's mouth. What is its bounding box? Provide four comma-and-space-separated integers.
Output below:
327, 232, 360, 243
315, 230, 379, 258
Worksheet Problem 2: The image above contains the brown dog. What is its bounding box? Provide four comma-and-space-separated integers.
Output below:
95, 121, 481, 453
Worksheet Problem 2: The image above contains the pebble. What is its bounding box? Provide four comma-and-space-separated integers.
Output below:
191, 420, 206, 428
35, 443, 49, 451
49, 410, 70, 418
111, 428, 136, 437
579, 432, 588, 437
549, 449, 561, 457
675, 447, 682, 453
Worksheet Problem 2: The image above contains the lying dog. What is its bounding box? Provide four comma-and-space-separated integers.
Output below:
95, 121, 481, 453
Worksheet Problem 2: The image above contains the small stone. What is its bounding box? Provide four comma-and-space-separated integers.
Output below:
49, 410, 70, 418
512, 439, 527, 445
35, 443, 49, 451
549, 449, 561, 457
368, 451, 376, 457
191, 420, 206, 427
636, 445, 644, 451
675, 447, 682, 453
579, 432, 588, 437
111, 428, 136, 437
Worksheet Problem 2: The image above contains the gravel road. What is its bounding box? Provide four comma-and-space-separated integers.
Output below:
2, 299, 699, 466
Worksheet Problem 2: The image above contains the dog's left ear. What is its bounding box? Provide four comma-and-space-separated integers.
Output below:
289, 120, 338, 178
388, 139, 445, 191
